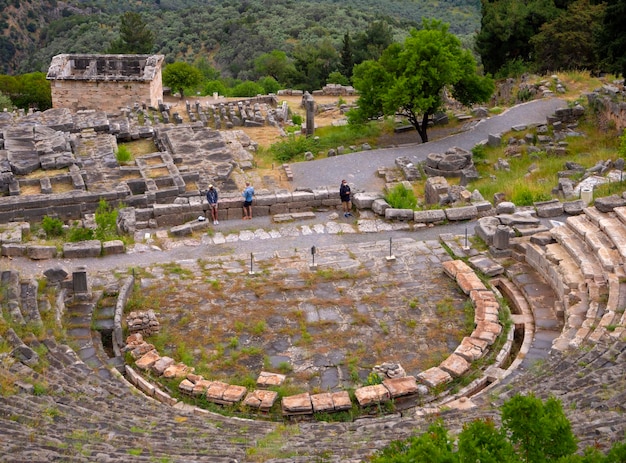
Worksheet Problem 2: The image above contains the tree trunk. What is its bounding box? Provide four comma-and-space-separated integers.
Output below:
414, 112, 430, 143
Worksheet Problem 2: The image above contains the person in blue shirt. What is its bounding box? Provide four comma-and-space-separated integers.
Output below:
206, 184, 219, 224
242, 182, 255, 220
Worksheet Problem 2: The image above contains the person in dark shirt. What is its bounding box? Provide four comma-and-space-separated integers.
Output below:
339, 179, 352, 217
206, 184, 219, 224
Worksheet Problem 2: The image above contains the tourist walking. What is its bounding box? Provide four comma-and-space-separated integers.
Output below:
206, 184, 219, 224
242, 182, 255, 220
340, 179, 352, 217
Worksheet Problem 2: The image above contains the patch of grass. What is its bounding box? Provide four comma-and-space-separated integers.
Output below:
384, 183, 417, 210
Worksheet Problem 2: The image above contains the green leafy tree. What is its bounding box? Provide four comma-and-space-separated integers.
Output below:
0, 90, 14, 111
340, 32, 355, 78
353, 20, 395, 65
162, 62, 203, 99
531, 0, 605, 73
108, 12, 155, 54
10, 72, 52, 110
501, 393, 577, 462
595, 0, 626, 77
230, 80, 264, 97
292, 38, 340, 90
476, 0, 562, 76
258, 76, 280, 94
351, 20, 494, 143
370, 421, 456, 463
458, 418, 520, 463
254, 50, 296, 85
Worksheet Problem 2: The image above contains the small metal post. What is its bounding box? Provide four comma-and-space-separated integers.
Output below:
310, 246, 317, 269
386, 237, 396, 262
249, 252, 255, 275
463, 227, 470, 252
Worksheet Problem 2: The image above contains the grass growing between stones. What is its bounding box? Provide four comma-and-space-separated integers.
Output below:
468, 115, 621, 203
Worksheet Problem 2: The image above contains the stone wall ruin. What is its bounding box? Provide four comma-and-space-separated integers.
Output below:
47, 54, 164, 112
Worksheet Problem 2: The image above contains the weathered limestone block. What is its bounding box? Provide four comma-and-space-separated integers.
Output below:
442, 259, 472, 279
456, 271, 486, 294
257, 371, 286, 388
454, 337, 487, 362
135, 350, 160, 370
282, 393, 313, 414
178, 379, 195, 395
534, 199, 564, 217
163, 363, 194, 379
595, 195, 626, 213
152, 356, 175, 375
222, 384, 247, 404
243, 389, 278, 412
311, 392, 334, 412
102, 239, 125, 255
385, 208, 414, 220
331, 391, 352, 411
2, 244, 26, 257
445, 205, 477, 221
439, 353, 471, 377
414, 209, 446, 223
372, 198, 390, 216
472, 321, 502, 345
354, 384, 390, 406
425, 176, 449, 205
383, 376, 419, 398
352, 192, 382, 209
26, 245, 57, 260
192, 379, 213, 397
417, 367, 452, 388
62, 240, 102, 258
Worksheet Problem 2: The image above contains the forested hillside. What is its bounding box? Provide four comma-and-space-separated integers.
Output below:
0, 0, 480, 77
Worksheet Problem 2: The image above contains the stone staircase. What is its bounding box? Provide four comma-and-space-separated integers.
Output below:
522, 205, 626, 350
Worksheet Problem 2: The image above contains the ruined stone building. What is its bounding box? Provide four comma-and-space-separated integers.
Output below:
46, 54, 164, 113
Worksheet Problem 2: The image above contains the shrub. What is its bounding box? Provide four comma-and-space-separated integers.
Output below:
270, 135, 318, 163
291, 113, 303, 125
94, 199, 119, 241
384, 183, 417, 210
471, 144, 487, 161
41, 216, 64, 237
67, 227, 94, 242
115, 145, 133, 163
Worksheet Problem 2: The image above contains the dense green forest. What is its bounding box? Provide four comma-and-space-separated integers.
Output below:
0, 0, 481, 77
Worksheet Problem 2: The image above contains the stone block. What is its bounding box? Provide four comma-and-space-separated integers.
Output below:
445, 205, 477, 221
192, 379, 213, 397
442, 259, 472, 279
243, 389, 279, 412
152, 356, 175, 376
372, 198, 390, 216
257, 371, 286, 388
382, 376, 419, 398
354, 384, 390, 406
534, 199, 563, 217
62, 240, 102, 258
282, 393, 313, 414
454, 337, 487, 362
456, 271, 486, 294
135, 349, 160, 370
311, 392, 334, 412
163, 363, 193, 379
26, 245, 57, 260
331, 391, 352, 411
417, 367, 452, 388
222, 385, 247, 404
102, 239, 125, 255
472, 321, 502, 345
385, 208, 414, 221
439, 353, 471, 377
352, 192, 382, 209
414, 209, 446, 223
1, 243, 26, 257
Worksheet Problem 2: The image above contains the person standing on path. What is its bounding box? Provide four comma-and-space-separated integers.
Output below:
242, 182, 255, 220
340, 179, 352, 217
206, 184, 219, 224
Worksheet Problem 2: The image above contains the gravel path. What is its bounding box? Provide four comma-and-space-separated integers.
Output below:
290, 97, 567, 191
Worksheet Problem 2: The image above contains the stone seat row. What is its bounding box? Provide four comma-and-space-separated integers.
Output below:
524, 204, 626, 350
417, 259, 503, 389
